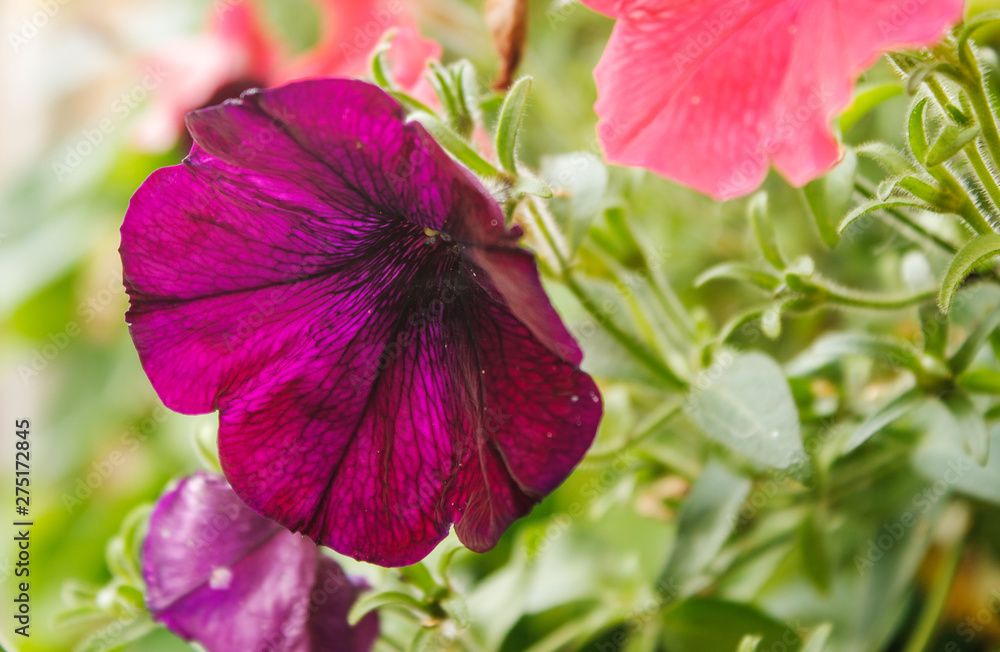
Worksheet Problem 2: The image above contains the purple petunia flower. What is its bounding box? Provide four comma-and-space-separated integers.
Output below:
143, 472, 378, 651
121, 78, 602, 566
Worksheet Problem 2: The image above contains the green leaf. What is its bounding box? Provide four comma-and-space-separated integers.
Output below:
409, 112, 500, 180
943, 391, 990, 465
661, 599, 798, 652
803, 150, 857, 248
661, 461, 751, 588
748, 192, 785, 269
495, 76, 532, 173
737, 635, 763, 652
840, 82, 904, 132
855, 142, 917, 176
949, 304, 1000, 373
801, 623, 834, 652
347, 590, 427, 625
940, 234, 1000, 313
925, 123, 981, 167
894, 175, 955, 209
914, 405, 1000, 504
540, 152, 608, 255
694, 263, 782, 291
957, 368, 1000, 394
845, 387, 926, 453
400, 562, 439, 595
786, 333, 924, 377
908, 97, 931, 164
839, 198, 929, 235
686, 352, 805, 470
799, 512, 832, 593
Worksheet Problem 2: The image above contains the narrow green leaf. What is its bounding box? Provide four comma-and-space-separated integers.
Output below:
694, 262, 782, 291
801, 624, 834, 652
495, 77, 532, 173
840, 83, 904, 132
686, 352, 805, 471
786, 333, 924, 377
957, 368, 1000, 394
748, 192, 785, 269
371, 43, 394, 89
348, 590, 427, 626
949, 304, 1000, 373
839, 198, 929, 235
661, 462, 751, 588
905, 60, 947, 95
908, 97, 931, 164
855, 142, 917, 176
408, 112, 500, 179
940, 234, 1000, 312
803, 151, 857, 248
845, 388, 926, 453
925, 123, 981, 167
894, 176, 954, 208
943, 391, 990, 465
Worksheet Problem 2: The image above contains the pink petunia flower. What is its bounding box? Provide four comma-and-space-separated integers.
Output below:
136, 0, 440, 151
143, 472, 378, 651
121, 79, 602, 566
581, 0, 965, 199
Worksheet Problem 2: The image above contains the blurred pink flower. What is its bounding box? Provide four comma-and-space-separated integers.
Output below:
581, 0, 965, 199
136, 0, 440, 151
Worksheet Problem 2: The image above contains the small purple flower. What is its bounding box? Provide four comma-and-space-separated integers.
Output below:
121, 78, 602, 566
143, 472, 378, 652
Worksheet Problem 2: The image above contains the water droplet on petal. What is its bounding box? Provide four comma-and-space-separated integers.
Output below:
570, 395, 579, 402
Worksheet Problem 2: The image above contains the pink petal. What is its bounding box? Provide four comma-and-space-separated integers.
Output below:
583, 0, 964, 199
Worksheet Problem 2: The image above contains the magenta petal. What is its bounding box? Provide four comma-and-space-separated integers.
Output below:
122, 79, 601, 566
142, 472, 377, 652
582, 0, 964, 199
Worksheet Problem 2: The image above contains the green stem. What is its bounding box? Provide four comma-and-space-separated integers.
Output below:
961, 44, 1000, 172
527, 200, 688, 388
925, 76, 1000, 213
901, 532, 965, 652
813, 278, 938, 310
563, 274, 687, 389
927, 164, 995, 235
584, 401, 683, 465
965, 142, 1000, 213
854, 180, 959, 252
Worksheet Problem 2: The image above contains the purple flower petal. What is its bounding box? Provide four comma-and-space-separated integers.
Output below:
122, 78, 602, 565
142, 472, 376, 652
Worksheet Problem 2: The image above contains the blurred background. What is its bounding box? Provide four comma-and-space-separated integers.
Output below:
9, 0, 1000, 651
